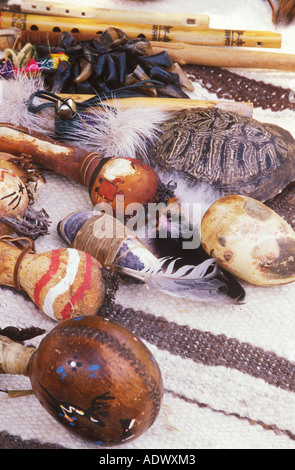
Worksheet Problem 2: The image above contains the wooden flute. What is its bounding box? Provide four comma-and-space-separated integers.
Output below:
17, 0, 211, 29
1, 30, 291, 74
0, 11, 282, 48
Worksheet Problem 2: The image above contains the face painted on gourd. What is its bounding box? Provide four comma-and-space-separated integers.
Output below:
0, 169, 28, 217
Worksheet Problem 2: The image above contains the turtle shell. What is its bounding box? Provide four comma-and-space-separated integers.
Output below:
148, 107, 295, 202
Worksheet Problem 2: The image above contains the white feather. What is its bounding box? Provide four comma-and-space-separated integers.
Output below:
0, 73, 54, 134
157, 169, 223, 219
117, 256, 243, 304
68, 99, 169, 159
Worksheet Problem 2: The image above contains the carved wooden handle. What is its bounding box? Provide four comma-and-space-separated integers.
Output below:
0, 123, 88, 182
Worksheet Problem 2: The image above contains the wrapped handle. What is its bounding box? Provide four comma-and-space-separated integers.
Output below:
0, 335, 35, 376
0, 236, 35, 290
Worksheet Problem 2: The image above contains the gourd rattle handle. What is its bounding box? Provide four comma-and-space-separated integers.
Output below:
0, 124, 161, 212
0, 123, 95, 182
0, 237, 35, 289
0, 335, 35, 376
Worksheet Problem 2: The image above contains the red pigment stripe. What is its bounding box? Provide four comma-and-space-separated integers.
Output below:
33, 249, 61, 308
60, 252, 94, 320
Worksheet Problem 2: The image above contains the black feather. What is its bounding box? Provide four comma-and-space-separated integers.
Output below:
0, 326, 46, 342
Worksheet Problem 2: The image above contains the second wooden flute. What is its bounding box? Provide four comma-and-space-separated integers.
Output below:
0, 11, 282, 48
19, 0, 210, 29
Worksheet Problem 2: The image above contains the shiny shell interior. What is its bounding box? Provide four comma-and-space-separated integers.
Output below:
201, 195, 295, 286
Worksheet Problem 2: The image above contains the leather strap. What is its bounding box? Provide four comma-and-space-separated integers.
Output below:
0, 236, 36, 291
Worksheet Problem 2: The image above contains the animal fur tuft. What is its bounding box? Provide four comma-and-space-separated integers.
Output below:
0, 73, 54, 134
274, 0, 295, 24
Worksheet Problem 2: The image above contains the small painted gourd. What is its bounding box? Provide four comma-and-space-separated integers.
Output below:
0, 154, 50, 239
0, 167, 28, 218
87, 156, 160, 212
0, 315, 163, 446
201, 195, 295, 285
0, 167, 29, 236
0, 237, 106, 321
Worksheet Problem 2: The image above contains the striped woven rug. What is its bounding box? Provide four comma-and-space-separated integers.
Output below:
0, 0, 295, 450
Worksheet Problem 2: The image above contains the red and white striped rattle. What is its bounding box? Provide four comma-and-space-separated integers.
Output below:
0, 236, 115, 321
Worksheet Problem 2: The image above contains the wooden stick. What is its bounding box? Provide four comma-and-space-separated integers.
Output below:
0, 388, 34, 398
59, 95, 253, 117
20, 0, 210, 29
0, 11, 281, 48
151, 41, 295, 71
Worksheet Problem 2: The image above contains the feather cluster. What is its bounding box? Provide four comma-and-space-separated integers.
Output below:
273, 0, 295, 24
71, 101, 168, 160
117, 256, 245, 304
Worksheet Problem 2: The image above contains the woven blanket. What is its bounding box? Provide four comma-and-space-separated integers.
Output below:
1, 0, 295, 450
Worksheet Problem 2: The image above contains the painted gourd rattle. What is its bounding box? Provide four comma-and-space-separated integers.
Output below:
0, 167, 28, 218
0, 315, 163, 446
0, 123, 161, 213
0, 235, 113, 321
0, 158, 49, 238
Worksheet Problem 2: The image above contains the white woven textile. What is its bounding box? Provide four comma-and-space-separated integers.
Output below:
0, 0, 295, 450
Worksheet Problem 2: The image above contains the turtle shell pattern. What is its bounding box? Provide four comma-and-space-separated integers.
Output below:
149, 107, 295, 202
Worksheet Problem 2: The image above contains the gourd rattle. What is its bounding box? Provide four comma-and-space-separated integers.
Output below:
201, 195, 295, 285
0, 235, 113, 321
0, 315, 163, 446
0, 160, 49, 238
0, 123, 161, 213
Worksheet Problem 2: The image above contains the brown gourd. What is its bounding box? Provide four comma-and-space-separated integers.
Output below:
0, 315, 163, 446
